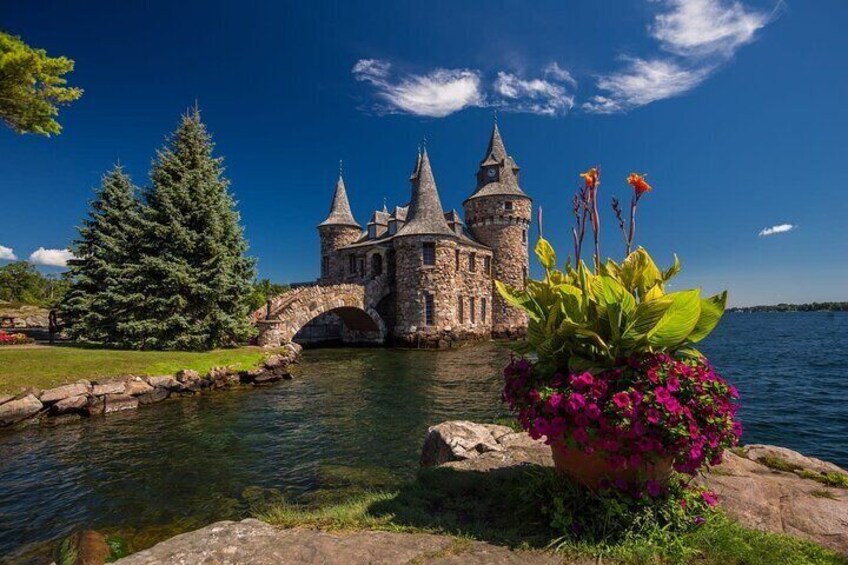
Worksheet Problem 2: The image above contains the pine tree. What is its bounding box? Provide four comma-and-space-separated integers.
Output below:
61, 165, 143, 343
123, 107, 256, 350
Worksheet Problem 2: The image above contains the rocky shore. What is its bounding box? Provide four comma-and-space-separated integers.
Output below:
0, 342, 301, 429
101, 420, 848, 564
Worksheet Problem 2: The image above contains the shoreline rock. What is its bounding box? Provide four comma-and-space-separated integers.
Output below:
0, 345, 302, 431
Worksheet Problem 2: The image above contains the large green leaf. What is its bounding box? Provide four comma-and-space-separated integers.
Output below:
535, 238, 556, 269
663, 254, 682, 282
620, 248, 662, 298
646, 289, 702, 348
688, 290, 728, 343
495, 280, 541, 322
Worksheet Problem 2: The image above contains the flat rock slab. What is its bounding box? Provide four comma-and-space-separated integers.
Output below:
115, 519, 568, 565
422, 421, 848, 557
40, 382, 90, 403
0, 394, 43, 425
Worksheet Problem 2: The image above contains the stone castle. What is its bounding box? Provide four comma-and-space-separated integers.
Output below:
311, 123, 531, 347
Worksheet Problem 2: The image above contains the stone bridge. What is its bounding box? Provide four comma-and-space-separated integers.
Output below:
252, 277, 390, 347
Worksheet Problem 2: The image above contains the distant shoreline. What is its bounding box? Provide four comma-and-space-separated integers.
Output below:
727, 302, 848, 313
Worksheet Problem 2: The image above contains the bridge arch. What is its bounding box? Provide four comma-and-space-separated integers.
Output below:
253, 283, 387, 346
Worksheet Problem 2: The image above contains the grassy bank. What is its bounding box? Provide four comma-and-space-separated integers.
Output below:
0, 345, 268, 394
256, 465, 846, 564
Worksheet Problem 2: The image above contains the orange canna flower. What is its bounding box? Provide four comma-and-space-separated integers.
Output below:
580, 167, 599, 189
627, 172, 652, 196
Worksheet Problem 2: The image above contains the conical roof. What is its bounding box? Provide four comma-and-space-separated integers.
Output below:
318, 175, 360, 228
465, 123, 530, 203
397, 148, 454, 237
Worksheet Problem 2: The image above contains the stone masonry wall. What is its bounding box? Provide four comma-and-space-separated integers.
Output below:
318, 225, 362, 283
393, 236, 492, 347
464, 196, 531, 338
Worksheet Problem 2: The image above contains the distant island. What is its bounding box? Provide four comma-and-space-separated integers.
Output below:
728, 302, 848, 313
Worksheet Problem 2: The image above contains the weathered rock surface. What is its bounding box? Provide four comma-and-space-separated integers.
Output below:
145, 375, 182, 391
421, 420, 553, 469
115, 519, 566, 565
0, 394, 14, 406
104, 394, 139, 413
40, 382, 90, 403
0, 394, 43, 425
52, 394, 88, 415
61, 530, 110, 565
137, 388, 169, 405
123, 378, 154, 396
92, 381, 126, 396
422, 421, 848, 557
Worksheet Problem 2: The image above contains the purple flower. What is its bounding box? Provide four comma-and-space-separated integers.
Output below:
666, 376, 681, 392
693, 516, 706, 526
645, 480, 664, 498
547, 393, 564, 411
655, 387, 671, 403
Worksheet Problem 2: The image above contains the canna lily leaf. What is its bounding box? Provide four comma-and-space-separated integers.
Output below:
535, 238, 557, 269
646, 289, 702, 348
643, 284, 665, 302
688, 290, 728, 343
663, 254, 682, 282
495, 280, 542, 323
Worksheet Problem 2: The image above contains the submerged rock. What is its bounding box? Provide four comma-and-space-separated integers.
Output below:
104, 394, 139, 413
137, 388, 170, 405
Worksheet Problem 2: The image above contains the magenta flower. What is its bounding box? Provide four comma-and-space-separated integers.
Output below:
666, 376, 681, 392
701, 491, 719, 507
646, 407, 661, 424
567, 392, 587, 412
612, 391, 631, 409
570, 372, 594, 390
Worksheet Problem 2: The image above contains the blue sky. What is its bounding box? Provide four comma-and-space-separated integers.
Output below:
1, 0, 846, 306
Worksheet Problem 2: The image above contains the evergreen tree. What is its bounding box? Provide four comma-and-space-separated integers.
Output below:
124, 107, 256, 350
61, 165, 142, 343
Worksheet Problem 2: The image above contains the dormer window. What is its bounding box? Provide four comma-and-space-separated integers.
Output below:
388, 221, 397, 235
367, 225, 376, 239
504, 201, 513, 212
487, 167, 497, 179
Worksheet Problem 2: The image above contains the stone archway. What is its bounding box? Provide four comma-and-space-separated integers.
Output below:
254, 284, 387, 346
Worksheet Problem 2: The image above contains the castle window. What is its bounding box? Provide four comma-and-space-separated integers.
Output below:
484, 256, 491, 275
481, 298, 487, 322
424, 293, 434, 326
522, 229, 527, 243
455, 249, 460, 270
349, 255, 357, 274
470, 297, 476, 324
368, 225, 376, 239
388, 221, 397, 235
358, 257, 365, 274
422, 242, 436, 266
523, 266, 528, 282
504, 201, 513, 212
371, 254, 383, 277
468, 252, 476, 272
322, 256, 330, 277
458, 295, 464, 323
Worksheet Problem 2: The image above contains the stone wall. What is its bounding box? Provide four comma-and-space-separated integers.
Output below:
318, 225, 362, 283
464, 196, 531, 338
0, 344, 302, 429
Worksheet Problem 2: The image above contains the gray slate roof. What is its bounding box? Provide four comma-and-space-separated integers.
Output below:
396, 149, 455, 237
465, 123, 530, 203
318, 175, 360, 228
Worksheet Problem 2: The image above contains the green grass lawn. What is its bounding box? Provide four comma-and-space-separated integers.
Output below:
0, 345, 269, 394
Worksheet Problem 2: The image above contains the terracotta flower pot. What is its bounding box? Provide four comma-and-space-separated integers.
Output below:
550, 442, 673, 490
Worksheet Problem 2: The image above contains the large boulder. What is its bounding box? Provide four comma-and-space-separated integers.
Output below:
419, 420, 848, 557
0, 394, 43, 426
145, 375, 182, 391
40, 382, 91, 404
176, 369, 203, 391
104, 394, 139, 414
124, 378, 154, 397
52, 395, 89, 415
92, 381, 126, 396
137, 388, 170, 405
114, 518, 562, 565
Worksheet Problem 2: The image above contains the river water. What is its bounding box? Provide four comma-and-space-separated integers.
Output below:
1, 312, 846, 562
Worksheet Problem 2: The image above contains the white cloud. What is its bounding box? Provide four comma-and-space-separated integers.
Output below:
583, 58, 713, 113
353, 59, 483, 118
0, 245, 17, 261
543, 62, 578, 88
28, 247, 76, 267
493, 72, 574, 116
758, 223, 797, 237
651, 0, 773, 57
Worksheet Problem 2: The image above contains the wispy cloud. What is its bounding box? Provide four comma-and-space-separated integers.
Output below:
353, 59, 484, 118
584, 0, 776, 114
28, 247, 75, 267
352, 59, 577, 118
493, 71, 574, 116
0, 245, 17, 261
583, 58, 713, 113
758, 223, 797, 237
651, 0, 774, 57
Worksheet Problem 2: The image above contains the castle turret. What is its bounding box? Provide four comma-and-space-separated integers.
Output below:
463, 122, 531, 337
393, 148, 459, 342
317, 172, 361, 282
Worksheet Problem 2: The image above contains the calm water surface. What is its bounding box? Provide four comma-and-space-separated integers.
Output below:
1, 312, 846, 562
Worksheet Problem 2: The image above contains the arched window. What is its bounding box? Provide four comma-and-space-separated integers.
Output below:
371, 254, 383, 277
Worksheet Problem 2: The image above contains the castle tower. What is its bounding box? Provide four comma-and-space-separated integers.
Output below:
317, 172, 361, 282
393, 147, 458, 343
463, 122, 531, 337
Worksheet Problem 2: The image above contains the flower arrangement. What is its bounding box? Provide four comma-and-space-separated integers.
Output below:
497, 167, 741, 493
0, 331, 32, 345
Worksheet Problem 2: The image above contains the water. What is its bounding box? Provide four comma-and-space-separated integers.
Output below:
1, 313, 846, 561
